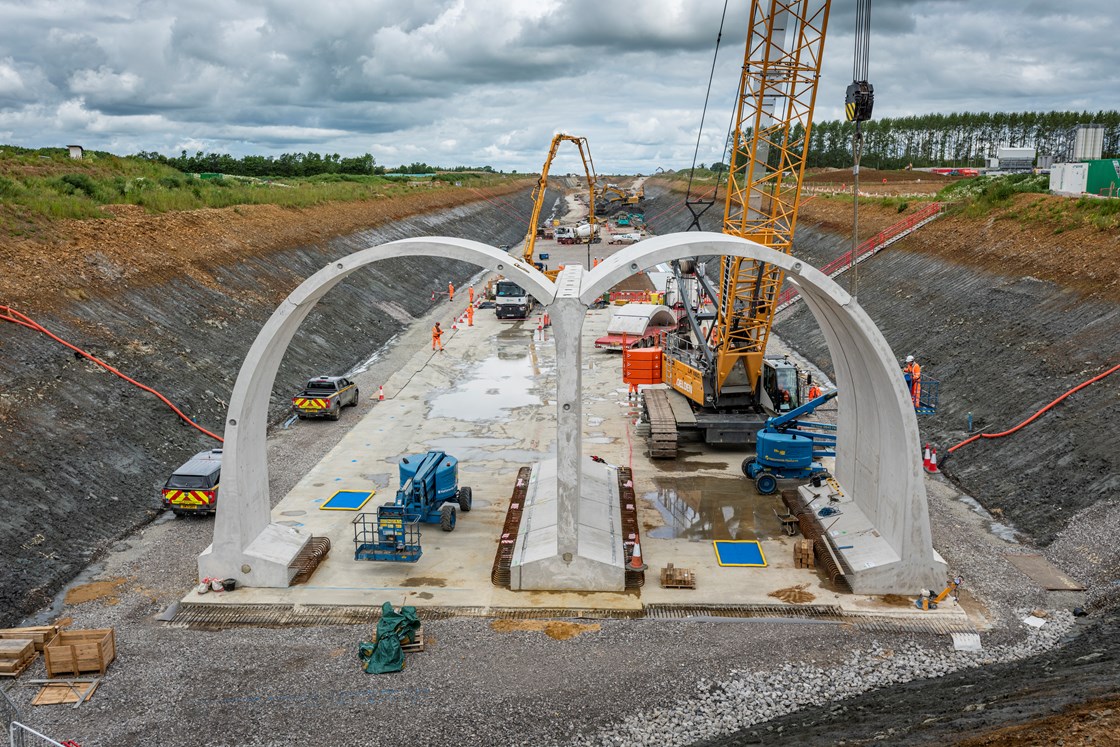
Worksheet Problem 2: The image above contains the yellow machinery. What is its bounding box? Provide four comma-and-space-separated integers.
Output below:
657, 0, 832, 445
522, 134, 599, 280
915, 575, 963, 610
595, 183, 644, 216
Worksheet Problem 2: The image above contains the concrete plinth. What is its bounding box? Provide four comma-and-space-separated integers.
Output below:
509, 459, 626, 591
198, 523, 310, 587
798, 480, 946, 594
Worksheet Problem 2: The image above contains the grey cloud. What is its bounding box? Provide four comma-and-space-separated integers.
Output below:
0, 0, 1114, 171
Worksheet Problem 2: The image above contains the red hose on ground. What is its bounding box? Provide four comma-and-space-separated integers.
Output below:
0, 304, 224, 443
947, 362, 1120, 453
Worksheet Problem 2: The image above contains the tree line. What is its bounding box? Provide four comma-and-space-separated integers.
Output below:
134, 151, 499, 178
800, 110, 1120, 169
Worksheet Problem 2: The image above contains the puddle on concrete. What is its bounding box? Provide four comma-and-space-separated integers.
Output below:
423, 436, 519, 461
652, 457, 733, 472
643, 476, 784, 541
280, 510, 307, 516
429, 353, 542, 421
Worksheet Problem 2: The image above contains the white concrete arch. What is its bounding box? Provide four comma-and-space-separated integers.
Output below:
580, 231, 944, 591
199, 238, 555, 587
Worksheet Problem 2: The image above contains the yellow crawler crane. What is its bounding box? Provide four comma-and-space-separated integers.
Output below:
657, 0, 832, 447
522, 134, 599, 281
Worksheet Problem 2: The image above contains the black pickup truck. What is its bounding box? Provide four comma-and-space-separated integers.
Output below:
291, 375, 360, 420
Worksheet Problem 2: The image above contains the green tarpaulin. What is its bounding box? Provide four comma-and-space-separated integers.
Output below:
359, 602, 422, 674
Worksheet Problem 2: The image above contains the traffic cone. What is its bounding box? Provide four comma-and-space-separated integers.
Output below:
451, 320, 458, 330
629, 542, 647, 571
928, 447, 940, 474
378, 386, 385, 402
922, 444, 932, 471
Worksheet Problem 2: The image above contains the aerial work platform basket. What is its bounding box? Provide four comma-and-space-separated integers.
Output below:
354, 506, 422, 563
916, 377, 939, 415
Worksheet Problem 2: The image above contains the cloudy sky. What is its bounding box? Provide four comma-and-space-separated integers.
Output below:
0, 0, 1116, 173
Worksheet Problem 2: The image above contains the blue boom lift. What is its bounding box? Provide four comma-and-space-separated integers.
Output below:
353, 451, 472, 563
741, 389, 838, 494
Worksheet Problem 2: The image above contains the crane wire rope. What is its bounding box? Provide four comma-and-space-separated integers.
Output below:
947, 362, 1119, 454
685, 0, 733, 214
0, 304, 224, 443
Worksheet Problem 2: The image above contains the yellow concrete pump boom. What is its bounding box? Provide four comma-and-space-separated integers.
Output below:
522, 134, 599, 279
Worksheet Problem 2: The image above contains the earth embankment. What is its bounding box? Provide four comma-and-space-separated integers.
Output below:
0, 184, 539, 626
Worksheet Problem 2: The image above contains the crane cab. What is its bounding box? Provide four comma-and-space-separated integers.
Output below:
759, 358, 801, 415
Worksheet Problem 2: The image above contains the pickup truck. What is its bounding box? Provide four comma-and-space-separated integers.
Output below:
162, 448, 222, 515
292, 375, 360, 420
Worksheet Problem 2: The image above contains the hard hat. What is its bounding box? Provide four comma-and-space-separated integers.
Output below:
905, 355, 914, 363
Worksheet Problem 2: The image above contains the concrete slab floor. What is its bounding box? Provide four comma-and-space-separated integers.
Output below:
185, 248, 969, 626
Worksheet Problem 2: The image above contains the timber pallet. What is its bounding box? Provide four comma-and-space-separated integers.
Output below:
660, 564, 696, 589
402, 628, 425, 653
0, 625, 61, 653
0, 639, 37, 678
794, 539, 816, 569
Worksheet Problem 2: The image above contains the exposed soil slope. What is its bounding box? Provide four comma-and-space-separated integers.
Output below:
0, 183, 538, 627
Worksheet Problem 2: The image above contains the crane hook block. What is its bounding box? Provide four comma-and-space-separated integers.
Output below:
845, 81, 875, 123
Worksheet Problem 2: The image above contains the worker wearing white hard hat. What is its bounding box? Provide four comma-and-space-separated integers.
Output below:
902, 355, 922, 408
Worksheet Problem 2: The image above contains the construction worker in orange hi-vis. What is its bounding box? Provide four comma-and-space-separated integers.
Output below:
448, 281, 454, 302
902, 355, 921, 407
807, 383, 822, 400
431, 322, 444, 352
467, 305, 474, 327
468, 286, 475, 305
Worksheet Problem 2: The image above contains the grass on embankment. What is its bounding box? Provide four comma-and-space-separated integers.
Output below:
650, 169, 1119, 232
0, 146, 515, 238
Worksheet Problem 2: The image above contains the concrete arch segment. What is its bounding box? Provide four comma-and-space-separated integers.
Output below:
581, 232, 945, 593
199, 238, 555, 588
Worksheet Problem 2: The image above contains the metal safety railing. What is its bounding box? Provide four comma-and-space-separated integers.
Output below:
1, 688, 20, 735
9, 721, 70, 747
776, 201, 944, 311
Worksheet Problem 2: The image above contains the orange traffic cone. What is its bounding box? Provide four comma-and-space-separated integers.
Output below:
378, 386, 385, 402
922, 444, 931, 471
629, 542, 647, 571
928, 447, 940, 474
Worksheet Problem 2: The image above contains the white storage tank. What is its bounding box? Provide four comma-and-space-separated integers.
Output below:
1072, 124, 1105, 161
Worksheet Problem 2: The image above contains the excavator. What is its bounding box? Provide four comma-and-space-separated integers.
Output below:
643, 0, 871, 456
595, 183, 644, 216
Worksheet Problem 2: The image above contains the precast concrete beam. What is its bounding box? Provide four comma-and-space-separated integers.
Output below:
200, 238, 555, 588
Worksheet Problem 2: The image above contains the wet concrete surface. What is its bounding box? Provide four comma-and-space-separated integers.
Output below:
644, 476, 785, 541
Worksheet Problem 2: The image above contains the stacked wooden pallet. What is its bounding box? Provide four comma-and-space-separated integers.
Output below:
0, 638, 36, 678
0, 625, 60, 653
794, 538, 816, 569
660, 563, 696, 589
